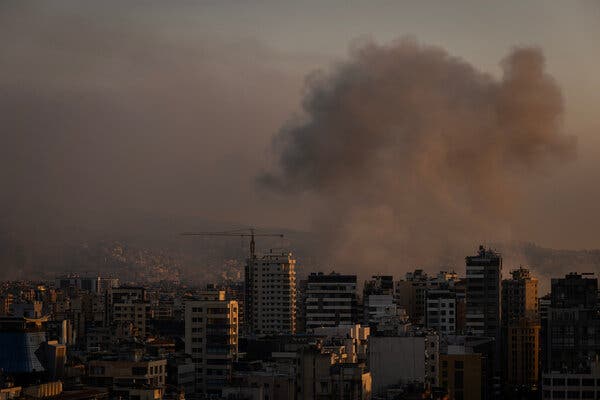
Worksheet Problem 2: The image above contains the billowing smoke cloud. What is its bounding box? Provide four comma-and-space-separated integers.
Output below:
260, 38, 576, 274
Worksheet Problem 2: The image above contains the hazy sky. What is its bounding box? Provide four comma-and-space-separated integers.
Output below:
1, 1, 599, 251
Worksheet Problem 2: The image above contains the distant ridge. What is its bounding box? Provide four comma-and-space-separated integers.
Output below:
1, 216, 599, 290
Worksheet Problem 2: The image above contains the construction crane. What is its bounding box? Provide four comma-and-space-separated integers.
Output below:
180, 228, 284, 260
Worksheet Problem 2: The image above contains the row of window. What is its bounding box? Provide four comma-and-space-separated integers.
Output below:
542, 390, 596, 399
428, 310, 455, 316
544, 377, 600, 386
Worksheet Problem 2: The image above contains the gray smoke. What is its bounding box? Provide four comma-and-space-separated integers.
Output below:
260, 38, 576, 275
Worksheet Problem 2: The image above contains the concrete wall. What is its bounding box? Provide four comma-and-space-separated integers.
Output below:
369, 336, 426, 394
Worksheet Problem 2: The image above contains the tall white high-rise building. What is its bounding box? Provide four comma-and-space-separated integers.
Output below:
245, 250, 296, 334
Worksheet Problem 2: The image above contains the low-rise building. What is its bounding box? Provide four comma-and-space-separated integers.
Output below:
166, 355, 195, 396
541, 361, 600, 400
439, 347, 484, 400
369, 332, 439, 395
311, 324, 370, 363
297, 346, 371, 400
109, 287, 151, 338
87, 358, 167, 391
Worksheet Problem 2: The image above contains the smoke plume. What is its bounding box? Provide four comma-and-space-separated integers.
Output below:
260, 38, 576, 274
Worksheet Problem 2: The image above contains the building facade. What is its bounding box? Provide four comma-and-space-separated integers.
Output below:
546, 273, 600, 372
439, 351, 483, 400
506, 319, 540, 387
363, 276, 395, 328
184, 297, 238, 396
542, 361, 600, 400
369, 333, 439, 394
87, 358, 167, 389
502, 267, 539, 389
426, 289, 458, 335
465, 246, 502, 338
109, 287, 150, 337
305, 272, 358, 330
502, 267, 539, 324
245, 250, 296, 334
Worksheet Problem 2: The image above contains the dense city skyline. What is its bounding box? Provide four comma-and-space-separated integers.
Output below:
2, 246, 600, 399
1, 5, 600, 398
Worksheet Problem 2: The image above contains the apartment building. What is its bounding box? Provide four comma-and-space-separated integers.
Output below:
245, 250, 296, 334
426, 289, 458, 334
305, 272, 358, 330
465, 246, 501, 338
184, 297, 238, 396
109, 287, 150, 338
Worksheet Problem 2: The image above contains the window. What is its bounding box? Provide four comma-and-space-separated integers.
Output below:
454, 370, 464, 389
132, 367, 147, 375
91, 366, 105, 375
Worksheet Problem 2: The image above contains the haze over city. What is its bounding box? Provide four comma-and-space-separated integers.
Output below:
3, 3, 600, 400
1, 1, 600, 282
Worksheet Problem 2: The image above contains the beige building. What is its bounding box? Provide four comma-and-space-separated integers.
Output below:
245, 250, 296, 334
22, 382, 63, 398
110, 287, 150, 337
502, 267, 539, 323
184, 296, 238, 396
0, 385, 21, 400
87, 358, 167, 391
507, 319, 540, 387
502, 267, 539, 388
297, 347, 371, 400
439, 352, 483, 400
